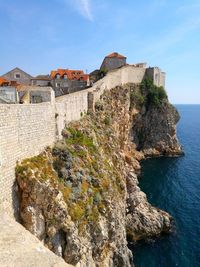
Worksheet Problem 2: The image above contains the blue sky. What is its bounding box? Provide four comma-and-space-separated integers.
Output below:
0, 0, 200, 103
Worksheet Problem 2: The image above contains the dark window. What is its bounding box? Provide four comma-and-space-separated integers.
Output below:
31, 95, 42, 103
15, 73, 21, 79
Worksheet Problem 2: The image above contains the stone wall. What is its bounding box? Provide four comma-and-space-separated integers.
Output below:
0, 89, 90, 214
0, 103, 56, 214
88, 65, 147, 108
55, 89, 89, 138
146, 67, 165, 87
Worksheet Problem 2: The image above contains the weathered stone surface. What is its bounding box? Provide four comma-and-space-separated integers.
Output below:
132, 102, 183, 157
0, 213, 73, 267
126, 172, 173, 241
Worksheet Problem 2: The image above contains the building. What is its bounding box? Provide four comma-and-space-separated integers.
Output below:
51, 69, 89, 97
2, 67, 33, 85
98, 52, 165, 88
30, 75, 52, 87
100, 52, 127, 71
0, 86, 18, 103
18, 86, 54, 104
146, 67, 166, 88
0, 77, 9, 87
0, 77, 19, 87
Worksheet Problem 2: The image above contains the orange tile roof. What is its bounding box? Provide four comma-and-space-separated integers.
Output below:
106, 52, 126, 59
51, 69, 89, 81
0, 77, 23, 88
0, 77, 9, 86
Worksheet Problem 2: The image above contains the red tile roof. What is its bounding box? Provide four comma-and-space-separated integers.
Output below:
51, 69, 89, 81
0, 77, 9, 86
106, 52, 126, 59
0, 77, 23, 87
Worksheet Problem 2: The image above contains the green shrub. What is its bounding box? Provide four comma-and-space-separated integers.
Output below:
66, 128, 96, 152
130, 90, 145, 107
93, 192, 102, 204
104, 116, 110, 125
141, 78, 167, 107
69, 203, 85, 221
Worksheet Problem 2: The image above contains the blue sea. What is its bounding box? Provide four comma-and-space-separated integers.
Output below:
133, 105, 200, 267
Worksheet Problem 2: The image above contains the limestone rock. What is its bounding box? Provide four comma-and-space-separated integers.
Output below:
132, 102, 183, 156
126, 173, 172, 241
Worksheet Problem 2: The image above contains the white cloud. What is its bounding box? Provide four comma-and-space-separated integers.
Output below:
64, 0, 93, 21
80, 0, 93, 21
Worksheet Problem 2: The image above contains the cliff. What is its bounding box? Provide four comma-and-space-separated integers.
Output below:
16, 81, 182, 266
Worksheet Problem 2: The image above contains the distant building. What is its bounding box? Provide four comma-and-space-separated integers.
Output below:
0, 77, 19, 87
98, 52, 165, 88
18, 86, 54, 104
31, 75, 52, 87
0, 86, 18, 103
100, 52, 127, 71
2, 67, 33, 85
51, 69, 89, 97
146, 67, 166, 88
0, 77, 9, 86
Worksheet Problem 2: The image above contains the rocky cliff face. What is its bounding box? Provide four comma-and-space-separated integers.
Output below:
131, 102, 182, 157
16, 82, 182, 266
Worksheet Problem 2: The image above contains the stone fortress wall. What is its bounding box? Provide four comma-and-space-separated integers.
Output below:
0, 65, 165, 215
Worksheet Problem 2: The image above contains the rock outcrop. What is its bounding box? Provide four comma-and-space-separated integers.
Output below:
130, 79, 183, 157
16, 81, 182, 266
131, 102, 182, 157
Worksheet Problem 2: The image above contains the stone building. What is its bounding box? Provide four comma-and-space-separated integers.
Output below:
51, 69, 89, 97
0, 86, 18, 103
0, 77, 10, 86
2, 67, 33, 85
146, 67, 166, 88
18, 86, 54, 104
30, 75, 52, 87
0, 76, 20, 87
100, 52, 127, 71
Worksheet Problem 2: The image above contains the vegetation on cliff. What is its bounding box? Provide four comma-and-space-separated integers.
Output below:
16, 87, 131, 234
130, 78, 167, 109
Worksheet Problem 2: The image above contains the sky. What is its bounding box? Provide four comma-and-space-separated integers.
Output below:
0, 0, 200, 104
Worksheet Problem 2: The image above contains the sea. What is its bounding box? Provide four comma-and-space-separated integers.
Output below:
133, 105, 200, 267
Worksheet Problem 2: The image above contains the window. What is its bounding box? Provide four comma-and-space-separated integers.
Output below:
63, 74, 67, 79
56, 74, 60, 79
56, 83, 60, 87
31, 95, 42, 103
15, 73, 21, 79
155, 73, 159, 84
